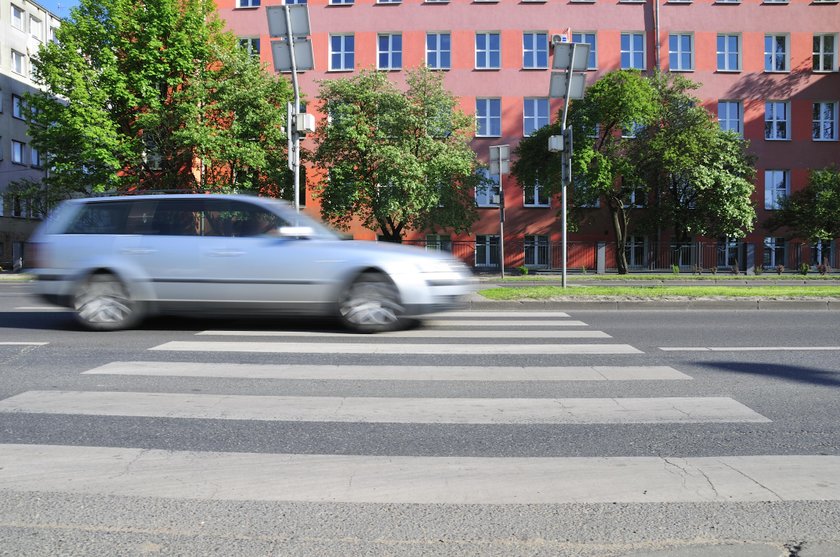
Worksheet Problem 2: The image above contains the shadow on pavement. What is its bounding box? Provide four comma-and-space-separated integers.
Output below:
698, 361, 840, 388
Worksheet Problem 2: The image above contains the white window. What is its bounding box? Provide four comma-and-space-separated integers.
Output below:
813, 34, 837, 72
523, 98, 549, 137
239, 37, 260, 57
813, 101, 837, 140
763, 237, 786, 268
425, 234, 452, 252
718, 100, 742, 135
329, 35, 354, 71
31, 16, 43, 42
476, 98, 501, 137
11, 4, 25, 30
377, 33, 402, 70
621, 122, 644, 138
765, 34, 789, 72
237, 0, 259, 7
669, 33, 693, 71
475, 169, 500, 207
626, 236, 647, 269
764, 170, 789, 210
765, 101, 789, 140
286, 0, 307, 4
12, 95, 24, 120
330, 0, 354, 4
426, 33, 451, 70
11, 50, 26, 75
475, 235, 500, 267
572, 32, 597, 70
621, 32, 645, 70
378, 0, 400, 3
476, 32, 501, 69
524, 181, 550, 207
30, 147, 41, 168
717, 34, 740, 72
522, 32, 548, 69
11, 140, 25, 164
811, 240, 833, 266
524, 235, 550, 267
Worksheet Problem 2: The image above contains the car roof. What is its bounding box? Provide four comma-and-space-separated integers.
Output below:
72, 193, 287, 207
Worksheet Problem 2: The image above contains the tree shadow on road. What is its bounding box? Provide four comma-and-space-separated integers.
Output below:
697, 361, 840, 388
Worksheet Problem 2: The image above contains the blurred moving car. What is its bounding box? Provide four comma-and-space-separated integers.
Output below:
27, 194, 476, 332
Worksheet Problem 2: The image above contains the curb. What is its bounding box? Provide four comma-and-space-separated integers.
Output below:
467, 298, 840, 311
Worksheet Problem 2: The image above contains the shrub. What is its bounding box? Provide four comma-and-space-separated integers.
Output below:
753, 263, 764, 275
799, 263, 810, 276
517, 265, 529, 276
671, 264, 680, 275
775, 265, 784, 275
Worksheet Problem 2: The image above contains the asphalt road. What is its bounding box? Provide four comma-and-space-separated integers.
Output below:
1, 282, 839, 557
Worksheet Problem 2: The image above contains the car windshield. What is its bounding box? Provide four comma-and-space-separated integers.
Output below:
264, 199, 341, 240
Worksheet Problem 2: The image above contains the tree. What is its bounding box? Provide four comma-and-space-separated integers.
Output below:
312, 68, 485, 242
24, 0, 292, 199
629, 73, 755, 245
514, 70, 659, 273
766, 167, 840, 244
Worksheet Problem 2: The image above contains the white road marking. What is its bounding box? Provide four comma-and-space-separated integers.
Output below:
83, 361, 691, 381
0, 342, 49, 346
432, 311, 570, 318
426, 320, 589, 327
660, 346, 840, 352
0, 392, 767, 424
195, 329, 611, 339
13, 306, 67, 311
2, 445, 836, 504
149, 341, 643, 355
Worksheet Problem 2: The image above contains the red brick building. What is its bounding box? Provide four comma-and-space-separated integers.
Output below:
215, 0, 840, 271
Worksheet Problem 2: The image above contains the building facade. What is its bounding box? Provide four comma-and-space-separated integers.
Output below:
0, 0, 60, 269
217, 0, 840, 271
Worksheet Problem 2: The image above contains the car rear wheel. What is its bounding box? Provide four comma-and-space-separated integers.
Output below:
73, 273, 142, 331
338, 272, 405, 333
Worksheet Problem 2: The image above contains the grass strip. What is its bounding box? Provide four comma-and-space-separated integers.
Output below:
492, 273, 838, 282
479, 285, 840, 300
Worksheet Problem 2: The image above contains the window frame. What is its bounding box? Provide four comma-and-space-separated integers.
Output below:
620, 32, 646, 70
571, 32, 598, 70
12, 95, 25, 120
11, 4, 25, 30
475, 169, 501, 207
426, 32, 451, 70
523, 97, 550, 137
764, 33, 789, 72
377, 33, 403, 71
475, 97, 502, 137
524, 180, 550, 207
718, 100, 743, 136
764, 101, 790, 140
475, 234, 500, 267
11, 140, 26, 165
813, 34, 837, 73
716, 34, 741, 72
522, 32, 549, 70
236, 0, 260, 8
329, 34, 355, 71
475, 32, 501, 70
524, 235, 550, 267
11, 50, 26, 76
668, 32, 694, 72
813, 101, 838, 141
764, 169, 789, 210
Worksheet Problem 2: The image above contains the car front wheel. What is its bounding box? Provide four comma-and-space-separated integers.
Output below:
338, 272, 405, 333
73, 273, 142, 331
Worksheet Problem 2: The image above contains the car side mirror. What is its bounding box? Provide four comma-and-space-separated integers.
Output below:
277, 226, 315, 238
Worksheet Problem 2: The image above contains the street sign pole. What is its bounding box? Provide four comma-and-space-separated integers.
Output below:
490, 145, 510, 279
284, 6, 302, 213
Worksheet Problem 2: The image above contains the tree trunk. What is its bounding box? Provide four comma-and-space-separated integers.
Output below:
610, 204, 629, 274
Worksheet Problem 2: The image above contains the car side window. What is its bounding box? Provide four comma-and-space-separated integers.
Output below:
64, 202, 133, 234
150, 199, 202, 236
204, 199, 287, 237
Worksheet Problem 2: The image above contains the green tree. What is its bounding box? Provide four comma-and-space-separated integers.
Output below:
630, 73, 755, 244
513, 70, 659, 273
766, 167, 840, 244
25, 0, 292, 198
312, 68, 484, 242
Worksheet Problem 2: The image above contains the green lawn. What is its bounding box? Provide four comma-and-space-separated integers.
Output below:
479, 285, 840, 300
489, 273, 838, 282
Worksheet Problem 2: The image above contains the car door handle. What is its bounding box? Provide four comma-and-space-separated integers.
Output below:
120, 248, 157, 255
209, 249, 246, 257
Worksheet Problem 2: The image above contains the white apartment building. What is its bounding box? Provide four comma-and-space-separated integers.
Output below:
0, 0, 59, 269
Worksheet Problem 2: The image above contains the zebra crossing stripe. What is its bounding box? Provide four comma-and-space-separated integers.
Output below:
195, 329, 611, 339
149, 341, 643, 355
425, 320, 590, 327
0, 342, 49, 346
660, 346, 840, 352
1, 444, 836, 504
0, 392, 768, 424
82, 361, 691, 381
434, 311, 571, 318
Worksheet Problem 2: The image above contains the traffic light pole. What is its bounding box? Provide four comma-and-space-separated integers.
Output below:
560, 43, 577, 289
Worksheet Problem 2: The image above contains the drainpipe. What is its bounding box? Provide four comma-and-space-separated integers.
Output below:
654, 0, 661, 71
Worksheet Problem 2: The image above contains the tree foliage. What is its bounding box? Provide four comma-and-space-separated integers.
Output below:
765, 167, 840, 242
24, 0, 293, 199
312, 68, 485, 242
629, 73, 755, 243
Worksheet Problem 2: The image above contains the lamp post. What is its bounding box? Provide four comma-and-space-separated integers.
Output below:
548, 40, 590, 288
490, 145, 510, 278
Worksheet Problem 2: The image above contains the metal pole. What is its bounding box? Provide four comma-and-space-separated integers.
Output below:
559, 43, 577, 289
499, 173, 505, 279
284, 6, 301, 213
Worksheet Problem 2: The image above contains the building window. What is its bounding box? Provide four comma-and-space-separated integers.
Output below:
476, 98, 501, 137
765, 34, 788, 72
524, 181, 550, 207
626, 236, 647, 269
621, 33, 645, 70
286, 0, 307, 4
378, 0, 400, 3
571, 32, 597, 70
718, 100, 742, 135
476, 32, 501, 69
813, 34, 837, 72
11, 4, 25, 30
523, 32, 548, 69
31, 16, 43, 42
764, 170, 789, 210
239, 37, 260, 57
621, 122, 644, 139
378, 33, 402, 70
11, 50, 26, 75
717, 34, 740, 71
523, 98, 549, 137
237, 0, 260, 7
426, 234, 452, 252
668, 33, 693, 71
763, 237, 786, 268
524, 235, 550, 267
765, 101, 789, 140
811, 240, 833, 266
12, 95, 25, 120
31, 147, 41, 168
426, 33, 451, 70
11, 141, 25, 164
330, 0, 353, 4
329, 34, 354, 71
813, 102, 837, 141
475, 235, 500, 267
475, 169, 500, 207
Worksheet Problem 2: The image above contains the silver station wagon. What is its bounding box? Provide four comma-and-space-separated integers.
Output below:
28, 194, 476, 332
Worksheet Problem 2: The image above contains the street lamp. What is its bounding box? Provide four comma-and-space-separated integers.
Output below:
489, 145, 510, 278
548, 40, 590, 288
